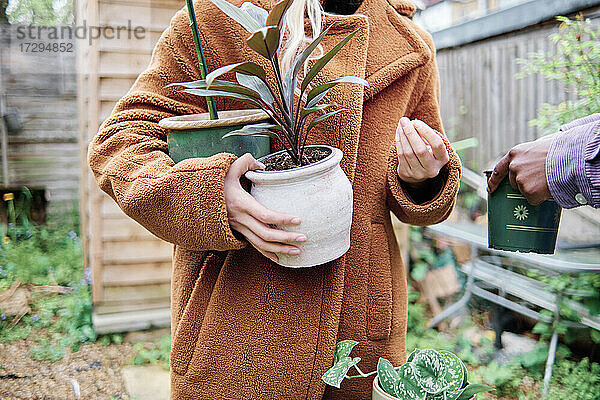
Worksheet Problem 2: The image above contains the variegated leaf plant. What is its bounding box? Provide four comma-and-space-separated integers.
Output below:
322, 342, 493, 400
171, 0, 369, 165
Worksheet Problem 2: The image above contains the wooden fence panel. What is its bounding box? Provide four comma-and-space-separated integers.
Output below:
436, 10, 599, 169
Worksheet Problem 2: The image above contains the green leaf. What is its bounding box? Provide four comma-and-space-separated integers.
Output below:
377, 358, 400, 398
412, 349, 448, 394
306, 109, 345, 135
333, 340, 359, 363
182, 88, 262, 109
396, 363, 427, 400
411, 262, 429, 282
300, 103, 335, 119
246, 26, 280, 60
301, 28, 362, 93
305, 76, 369, 107
175, 79, 262, 100
439, 351, 465, 393
460, 357, 468, 388
407, 349, 420, 363
222, 123, 281, 139
205, 62, 267, 87
455, 384, 494, 400
281, 23, 336, 107
236, 73, 274, 105
208, 0, 263, 32
321, 356, 361, 389
266, 0, 293, 30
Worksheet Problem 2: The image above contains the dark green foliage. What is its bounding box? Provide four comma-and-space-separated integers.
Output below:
132, 334, 172, 371
0, 214, 94, 362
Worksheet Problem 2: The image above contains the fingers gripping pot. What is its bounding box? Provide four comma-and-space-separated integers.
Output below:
245, 145, 353, 267
485, 171, 562, 254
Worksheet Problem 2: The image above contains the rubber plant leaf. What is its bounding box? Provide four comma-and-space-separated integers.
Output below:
266, 0, 294, 30
300, 28, 361, 93
222, 123, 281, 139
180, 82, 260, 101
240, 1, 268, 26
246, 26, 281, 60
306, 109, 345, 135
208, 0, 263, 32
300, 103, 335, 119
236, 73, 274, 105
455, 384, 494, 400
439, 351, 465, 393
377, 358, 400, 398
395, 363, 427, 400
182, 88, 262, 108
173, 79, 261, 99
306, 76, 369, 107
321, 356, 361, 389
333, 340, 359, 363
412, 349, 448, 394
282, 22, 335, 105
205, 62, 267, 87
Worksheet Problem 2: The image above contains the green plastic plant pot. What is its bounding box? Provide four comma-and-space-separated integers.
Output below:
372, 377, 477, 400
485, 172, 562, 254
159, 109, 271, 163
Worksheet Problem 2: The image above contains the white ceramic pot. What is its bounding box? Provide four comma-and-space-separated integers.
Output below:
245, 145, 353, 267
372, 377, 477, 400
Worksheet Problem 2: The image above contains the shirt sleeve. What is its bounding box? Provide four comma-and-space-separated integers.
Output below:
546, 115, 600, 209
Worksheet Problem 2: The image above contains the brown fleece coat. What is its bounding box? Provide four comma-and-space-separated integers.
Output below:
87, 0, 461, 398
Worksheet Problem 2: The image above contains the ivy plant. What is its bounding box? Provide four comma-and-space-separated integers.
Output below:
322, 341, 493, 400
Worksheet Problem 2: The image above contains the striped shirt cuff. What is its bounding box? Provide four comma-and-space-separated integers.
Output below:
547, 119, 600, 208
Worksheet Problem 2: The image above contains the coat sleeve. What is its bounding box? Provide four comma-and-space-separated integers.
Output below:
87, 8, 247, 252
385, 55, 462, 226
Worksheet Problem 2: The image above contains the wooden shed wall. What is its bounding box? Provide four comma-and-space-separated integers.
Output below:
77, 0, 182, 333
0, 25, 78, 209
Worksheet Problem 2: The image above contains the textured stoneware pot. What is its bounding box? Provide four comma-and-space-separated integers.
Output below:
485, 171, 561, 254
245, 145, 353, 267
159, 109, 271, 162
372, 377, 477, 400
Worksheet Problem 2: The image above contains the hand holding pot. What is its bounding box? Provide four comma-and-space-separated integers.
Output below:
224, 154, 306, 263
487, 134, 556, 205
395, 117, 450, 187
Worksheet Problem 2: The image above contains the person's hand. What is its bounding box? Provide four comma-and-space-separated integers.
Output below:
224, 153, 306, 263
395, 117, 450, 188
487, 134, 556, 205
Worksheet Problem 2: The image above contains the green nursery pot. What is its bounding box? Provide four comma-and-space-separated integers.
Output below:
159, 109, 271, 163
485, 171, 562, 254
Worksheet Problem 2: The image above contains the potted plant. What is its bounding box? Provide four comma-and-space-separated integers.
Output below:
322, 341, 493, 400
167, 0, 368, 267
159, 0, 271, 162
484, 171, 562, 254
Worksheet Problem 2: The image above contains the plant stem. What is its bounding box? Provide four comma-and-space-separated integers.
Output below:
186, 0, 219, 120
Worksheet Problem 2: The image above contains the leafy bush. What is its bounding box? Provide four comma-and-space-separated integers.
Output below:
0, 216, 95, 361
132, 334, 171, 371
518, 15, 600, 134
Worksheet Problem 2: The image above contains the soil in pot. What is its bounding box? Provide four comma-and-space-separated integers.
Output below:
263, 147, 330, 171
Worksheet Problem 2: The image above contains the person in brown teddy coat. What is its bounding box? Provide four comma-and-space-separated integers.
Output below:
87, 0, 461, 398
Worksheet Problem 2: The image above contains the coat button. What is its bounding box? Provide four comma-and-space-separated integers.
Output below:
575, 193, 588, 205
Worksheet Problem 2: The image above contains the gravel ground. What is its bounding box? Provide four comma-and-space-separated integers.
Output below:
0, 340, 135, 400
